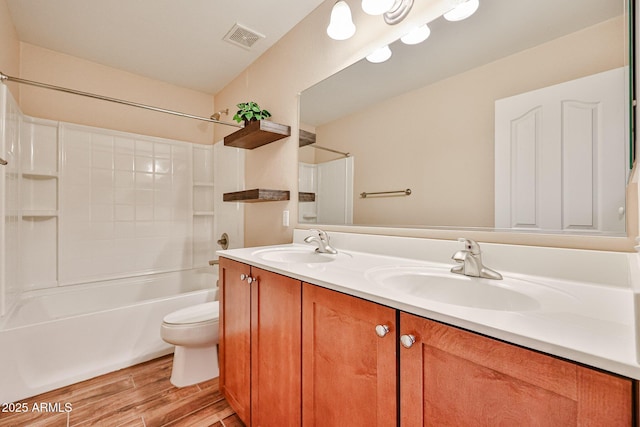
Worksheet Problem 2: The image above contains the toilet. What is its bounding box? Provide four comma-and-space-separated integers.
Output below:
160, 301, 220, 387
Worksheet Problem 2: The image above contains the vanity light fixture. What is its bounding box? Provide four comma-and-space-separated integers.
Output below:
383, 0, 414, 25
400, 23, 431, 45
443, 0, 480, 22
361, 0, 395, 16
327, 1, 356, 40
366, 45, 392, 63
327, 0, 415, 41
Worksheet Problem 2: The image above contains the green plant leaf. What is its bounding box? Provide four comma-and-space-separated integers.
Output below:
231, 101, 270, 122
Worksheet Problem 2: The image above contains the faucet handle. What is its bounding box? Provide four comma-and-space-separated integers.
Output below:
305, 229, 337, 254
457, 238, 481, 255
309, 228, 329, 241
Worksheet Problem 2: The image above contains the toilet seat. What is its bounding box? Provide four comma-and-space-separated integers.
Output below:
163, 301, 219, 325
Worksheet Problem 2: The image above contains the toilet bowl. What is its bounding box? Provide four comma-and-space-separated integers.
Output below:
160, 301, 220, 387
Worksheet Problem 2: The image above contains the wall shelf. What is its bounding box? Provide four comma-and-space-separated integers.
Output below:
299, 129, 316, 147
223, 189, 290, 203
224, 120, 291, 150
299, 192, 316, 202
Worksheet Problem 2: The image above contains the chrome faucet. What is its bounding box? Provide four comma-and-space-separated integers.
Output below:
451, 238, 502, 280
304, 229, 338, 254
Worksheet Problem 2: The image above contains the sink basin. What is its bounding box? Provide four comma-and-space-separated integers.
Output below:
366, 266, 540, 311
253, 247, 342, 264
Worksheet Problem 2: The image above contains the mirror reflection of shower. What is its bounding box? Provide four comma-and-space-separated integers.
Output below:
299, 138, 354, 225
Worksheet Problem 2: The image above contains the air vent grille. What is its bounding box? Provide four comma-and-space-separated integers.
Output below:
223, 23, 265, 50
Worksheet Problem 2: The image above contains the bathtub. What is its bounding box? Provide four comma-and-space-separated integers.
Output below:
0, 267, 217, 404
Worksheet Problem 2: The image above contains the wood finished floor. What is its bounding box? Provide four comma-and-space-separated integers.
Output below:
0, 355, 243, 427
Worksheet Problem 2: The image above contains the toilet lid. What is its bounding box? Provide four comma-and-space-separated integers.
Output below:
163, 301, 219, 325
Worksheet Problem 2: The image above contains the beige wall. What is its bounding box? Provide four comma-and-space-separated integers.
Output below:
316, 17, 624, 228
0, 0, 20, 100
17, 43, 215, 145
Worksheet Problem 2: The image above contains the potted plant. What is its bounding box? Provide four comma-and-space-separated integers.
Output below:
233, 102, 272, 126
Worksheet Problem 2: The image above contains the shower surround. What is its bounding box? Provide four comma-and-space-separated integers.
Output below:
0, 84, 245, 402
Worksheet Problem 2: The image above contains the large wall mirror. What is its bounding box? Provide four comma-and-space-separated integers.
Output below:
299, 0, 632, 236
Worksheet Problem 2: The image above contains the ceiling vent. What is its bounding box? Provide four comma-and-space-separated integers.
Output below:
223, 23, 265, 50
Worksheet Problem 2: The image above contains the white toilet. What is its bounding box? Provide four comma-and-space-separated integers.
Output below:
160, 301, 220, 387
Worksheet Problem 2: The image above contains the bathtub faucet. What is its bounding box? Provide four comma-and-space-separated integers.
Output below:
304, 229, 338, 254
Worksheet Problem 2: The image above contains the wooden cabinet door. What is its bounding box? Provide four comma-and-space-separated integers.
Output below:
302, 283, 397, 426
219, 257, 252, 426
251, 267, 302, 426
399, 312, 633, 426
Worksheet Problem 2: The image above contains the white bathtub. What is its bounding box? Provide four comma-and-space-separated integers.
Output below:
0, 267, 217, 404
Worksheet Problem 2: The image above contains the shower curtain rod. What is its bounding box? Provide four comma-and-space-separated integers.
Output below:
311, 144, 350, 157
0, 71, 243, 128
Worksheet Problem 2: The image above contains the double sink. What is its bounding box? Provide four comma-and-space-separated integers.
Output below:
252, 245, 553, 312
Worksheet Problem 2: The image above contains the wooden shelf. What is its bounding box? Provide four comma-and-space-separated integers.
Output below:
223, 189, 290, 203
224, 120, 291, 150
299, 192, 316, 202
299, 129, 316, 147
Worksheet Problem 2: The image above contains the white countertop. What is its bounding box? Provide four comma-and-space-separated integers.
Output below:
217, 231, 640, 379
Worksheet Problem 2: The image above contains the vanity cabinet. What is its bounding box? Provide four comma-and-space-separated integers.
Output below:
220, 258, 634, 426
301, 283, 397, 426
399, 312, 633, 426
218, 258, 301, 426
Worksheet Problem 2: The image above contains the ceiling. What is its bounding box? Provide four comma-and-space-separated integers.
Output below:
6, 0, 325, 95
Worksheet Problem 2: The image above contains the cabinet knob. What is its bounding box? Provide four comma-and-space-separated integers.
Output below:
400, 334, 416, 349
375, 324, 390, 338
240, 274, 257, 284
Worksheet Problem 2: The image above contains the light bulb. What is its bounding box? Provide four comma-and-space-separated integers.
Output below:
443, 0, 479, 21
400, 24, 431, 45
327, 1, 356, 40
366, 45, 392, 63
361, 0, 395, 15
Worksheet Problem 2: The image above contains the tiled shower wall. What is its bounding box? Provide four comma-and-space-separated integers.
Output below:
1, 82, 244, 311
59, 123, 205, 285
26, 120, 227, 289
